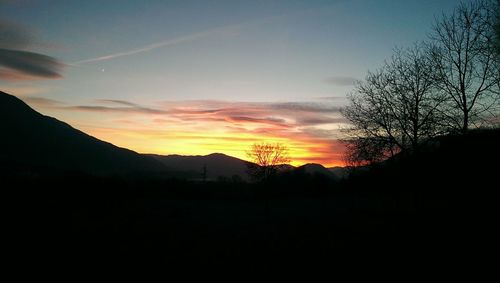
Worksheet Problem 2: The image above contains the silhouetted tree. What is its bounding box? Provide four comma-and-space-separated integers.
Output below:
246, 142, 290, 181
494, 0, 500, 113
491, 0, 500, 54
342, 44, 446, 165
496, 0, 500, 55
342, 70, 401, 165
429, 0, 500, 133
387, 45, 449, 148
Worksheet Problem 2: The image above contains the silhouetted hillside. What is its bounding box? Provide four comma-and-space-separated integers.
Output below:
150, 153, 251, 180
346, 128, 500, 191
297, 163, 338, 180
0, 91, 166, 175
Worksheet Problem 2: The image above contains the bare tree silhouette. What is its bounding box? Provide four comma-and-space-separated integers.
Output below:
342, 44, 446, 165
342, 1, 500, 165
430, 0, 500, 133
246, 142, 290, 181
496, 0, 500, 55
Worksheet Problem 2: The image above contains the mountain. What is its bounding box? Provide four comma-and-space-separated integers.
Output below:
0, 91, 166, 175
296, 163, 338, 180
149, 153, 251, 180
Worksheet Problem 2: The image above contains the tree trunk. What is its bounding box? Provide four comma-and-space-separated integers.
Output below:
462, 110, 469, 133
413, 116, 419, 152
412, 137, 419, 153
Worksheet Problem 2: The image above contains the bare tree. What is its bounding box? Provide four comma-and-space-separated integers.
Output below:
342, 69, 401, 165
492, 0, 500, 55
430, 0, 500, 133
387, 46, 449, 148
342, 44, 445, 165
246, 142, 290, 181
496, 1, 500, 53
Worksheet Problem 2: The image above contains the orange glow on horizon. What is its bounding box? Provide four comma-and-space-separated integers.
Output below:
24, 97, 347, 168
81, 125, 345, 167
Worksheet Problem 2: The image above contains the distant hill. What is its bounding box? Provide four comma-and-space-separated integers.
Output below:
297, 163, 338, 180
149, 153, 251, 180
0, 91, 166, 175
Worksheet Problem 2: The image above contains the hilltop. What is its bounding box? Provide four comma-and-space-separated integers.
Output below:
0, 91, 166, 175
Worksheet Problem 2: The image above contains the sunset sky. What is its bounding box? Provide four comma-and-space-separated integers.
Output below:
0, 0, 459, 166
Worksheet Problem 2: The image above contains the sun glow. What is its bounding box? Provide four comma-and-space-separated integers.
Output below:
81, 125, 344, 167
27, 97, 346, 168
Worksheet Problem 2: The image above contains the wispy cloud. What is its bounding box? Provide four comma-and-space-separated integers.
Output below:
0, 19, 63, 81
63, 99, 343, 128
64, 99, 168, 114
72, 26, 237, 65
96, 99, 140, 107
68, 105, 168, 115
70, 6, 338, 66
21, 96, 65, 107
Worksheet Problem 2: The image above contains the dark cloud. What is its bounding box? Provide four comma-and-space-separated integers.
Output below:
324, 76, 357, 86
70, 99, 170, 114
0, 20, 63, 81
0, 48, 62, 78
96, 99, 140, 107
68, 105, 168, 115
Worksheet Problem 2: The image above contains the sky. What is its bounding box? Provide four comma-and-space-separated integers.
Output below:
0, 0, 460, 166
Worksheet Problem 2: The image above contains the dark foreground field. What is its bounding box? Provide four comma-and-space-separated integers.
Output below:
4, 130, 499, 277
7, 179, 493, 275
10, 179, 426, 274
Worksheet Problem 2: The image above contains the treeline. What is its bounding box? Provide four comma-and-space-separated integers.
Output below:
342, 0, 500, 165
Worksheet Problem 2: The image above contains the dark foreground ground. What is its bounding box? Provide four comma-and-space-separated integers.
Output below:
6, 177, 495, 277
4, 130, 499, 277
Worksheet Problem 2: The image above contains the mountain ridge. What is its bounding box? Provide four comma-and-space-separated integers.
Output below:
148, 152, 252, 180
1, 90, 345, 179
0, 91, 166, 175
